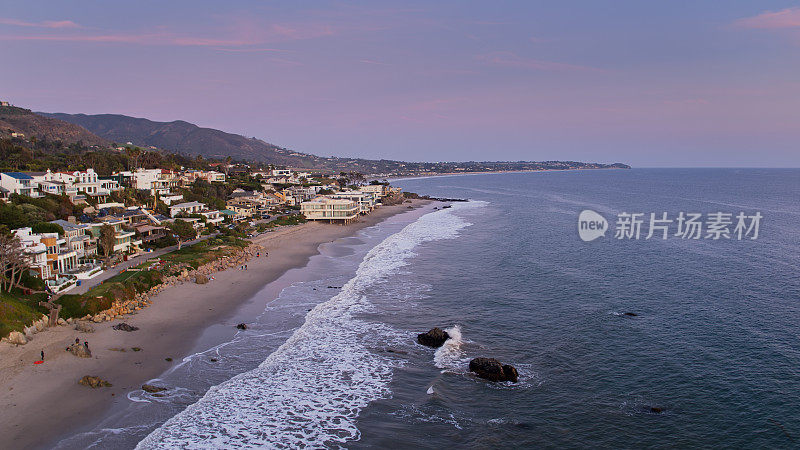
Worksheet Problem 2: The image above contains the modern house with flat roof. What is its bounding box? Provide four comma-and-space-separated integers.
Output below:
329, 191, 378, 214
0, 172, 42, 198
300, 197, 360, 224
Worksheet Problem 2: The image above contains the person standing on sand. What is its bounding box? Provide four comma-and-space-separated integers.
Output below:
75, 337, 80, 344
84, 341, 89, 351
40, 350, 44, 361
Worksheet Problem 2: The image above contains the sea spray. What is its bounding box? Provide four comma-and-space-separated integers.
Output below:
433, 325, 466, 371
137, 201, 484, 449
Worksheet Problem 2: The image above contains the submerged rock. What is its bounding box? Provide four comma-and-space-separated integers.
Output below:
417, 327, 450, 348
79, 375, 111, 388
112, 322, 139, 332
236, 323, 247, 330
469, 357, 519, 383
142, 384, 167, 393
622, 312, 638, 317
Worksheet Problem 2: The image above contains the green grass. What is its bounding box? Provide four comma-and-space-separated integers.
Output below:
0, 289, 48, 337
54, 237, 247, 319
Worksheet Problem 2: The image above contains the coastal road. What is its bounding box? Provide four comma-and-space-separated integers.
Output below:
69, 235, 212, 295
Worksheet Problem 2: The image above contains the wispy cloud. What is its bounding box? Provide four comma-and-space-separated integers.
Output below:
0, 17, 337, 48
476, 51, 602, 73
0, 17, 80, 29
733, 7, 800, 29
359, 59, 391, 66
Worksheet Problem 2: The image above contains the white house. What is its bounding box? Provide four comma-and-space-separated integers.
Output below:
0, 172, 41, 197
169, 201, 205, 217
300, 197, 360, 224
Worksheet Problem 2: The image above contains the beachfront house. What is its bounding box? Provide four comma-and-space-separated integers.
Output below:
300, 197, 360, 224
359, 184, 388, 198
329, 191, 377, 214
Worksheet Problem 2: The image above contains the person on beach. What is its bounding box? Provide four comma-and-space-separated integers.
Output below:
84, 341, 89, 350
40, 350, 44, 361
75, 337, 80, 344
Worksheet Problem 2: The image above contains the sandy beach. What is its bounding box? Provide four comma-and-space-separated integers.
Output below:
0, 201, 428, 449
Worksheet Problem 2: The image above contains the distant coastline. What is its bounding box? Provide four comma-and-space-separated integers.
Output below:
386, 166, 631, 182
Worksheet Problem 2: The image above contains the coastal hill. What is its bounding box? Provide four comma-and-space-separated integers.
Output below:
42, 112, 320, 167
42, 111, 630, 174
0, 106, 110, 148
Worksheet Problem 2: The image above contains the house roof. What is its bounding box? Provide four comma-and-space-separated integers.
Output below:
3, 172, 33, 180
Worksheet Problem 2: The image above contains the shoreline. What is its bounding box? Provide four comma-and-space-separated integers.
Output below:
0, 200, 431, 449
386, 167, 629, 182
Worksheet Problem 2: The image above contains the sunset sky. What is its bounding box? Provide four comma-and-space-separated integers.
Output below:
2, 1, 799, 167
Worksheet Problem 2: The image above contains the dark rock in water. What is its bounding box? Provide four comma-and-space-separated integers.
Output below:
210, 358, 218, 362
622, 312, 638, 317
417, 327, 450, 348
327, 286, 341, 289
384, 348, 409, 355
112, 322, 139, 332
236, 323, 247, 330
469, 357, 519, 383
650, 407, 664, 414
142, 384, 167, 393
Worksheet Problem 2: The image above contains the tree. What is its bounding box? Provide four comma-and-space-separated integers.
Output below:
32, 222, 64, 236
0, 232, 29, 293
125, 146, 142, 170
168, 219, 197, 249
99, 224, 116, 259
224, 156, 232, 176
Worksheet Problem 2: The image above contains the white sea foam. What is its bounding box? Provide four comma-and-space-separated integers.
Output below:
433, 325, 466, 371
137, 201, 483, 449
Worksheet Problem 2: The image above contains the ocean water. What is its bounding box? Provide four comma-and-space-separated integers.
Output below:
58, 169, 800, 449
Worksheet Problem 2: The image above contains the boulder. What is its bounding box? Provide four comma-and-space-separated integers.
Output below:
236, 323, 247, 330
57, 318, 67, 326
141, 384, 167, 393
112, 323, 139, 332
75, 321, 94, 333
417, 327, 450, 348
469, 357, 519, 383
622, 312, 638, 317
195, 274, 209, 284
67, 342, 92, 358
7, 331, 27, 345
79, 375, 111, 388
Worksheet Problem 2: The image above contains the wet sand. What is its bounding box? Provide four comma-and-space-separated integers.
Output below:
0, 201, 428, 449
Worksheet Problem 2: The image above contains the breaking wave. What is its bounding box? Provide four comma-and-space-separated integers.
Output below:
433, 325, 466, 371
137, 202, 483, 449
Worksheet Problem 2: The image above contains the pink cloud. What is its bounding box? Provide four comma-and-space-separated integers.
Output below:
734, 7, 800, 29
0, 18, 80, 28
476, 51, 603, 72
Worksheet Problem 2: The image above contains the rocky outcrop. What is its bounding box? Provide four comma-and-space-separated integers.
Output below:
6, 331, 27, 345
112, 323, 139, 332
236, 323, 247, 330
67, 342, 92, 358
142, 384, 167, 393
417, 328, 450, 348
469, 357, 519, 383
195, 274, 209, 284
75, 321, 94, 333
79, 375, 111, 388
